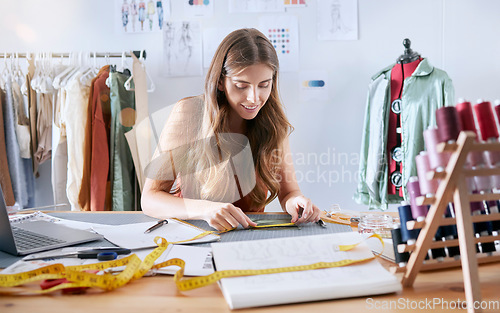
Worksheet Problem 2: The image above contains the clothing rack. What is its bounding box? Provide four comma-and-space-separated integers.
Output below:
0, 50, 147, 59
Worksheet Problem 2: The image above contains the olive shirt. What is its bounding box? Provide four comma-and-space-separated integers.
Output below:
354, 58, 455, 210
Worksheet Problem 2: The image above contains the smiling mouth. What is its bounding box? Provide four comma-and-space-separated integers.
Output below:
242, 104, 259, 110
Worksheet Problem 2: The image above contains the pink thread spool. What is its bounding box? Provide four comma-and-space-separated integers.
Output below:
436, 106, 462, 143
415, 152, 438, 197
423, 127, 450, 172
406, 176, 429, 221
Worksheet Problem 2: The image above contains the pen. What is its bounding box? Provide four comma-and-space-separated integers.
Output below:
316, 219, 327, 228
144, 219, 169, 233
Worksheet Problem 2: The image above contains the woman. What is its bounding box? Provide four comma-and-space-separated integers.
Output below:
141, 28, 320, 230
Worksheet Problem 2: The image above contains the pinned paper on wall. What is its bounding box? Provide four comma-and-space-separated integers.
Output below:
317, 0, 358, 41
229, 0, 284, 13
284, 0, 306, 7
258, 15, 299, 72
203, 27, 235, 68
162, 21, 203, 77
300, 71, 329, 102
116, 0, 170, 33
184, 0, 214, 17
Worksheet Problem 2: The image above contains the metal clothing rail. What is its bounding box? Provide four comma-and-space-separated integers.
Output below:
0, 50, 147, 59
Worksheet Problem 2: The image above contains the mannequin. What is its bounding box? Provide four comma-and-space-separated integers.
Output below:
354, 38, 454, 210
387, 39, 421, 196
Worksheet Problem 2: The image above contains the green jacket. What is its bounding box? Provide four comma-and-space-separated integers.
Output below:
354, 58, 454, 210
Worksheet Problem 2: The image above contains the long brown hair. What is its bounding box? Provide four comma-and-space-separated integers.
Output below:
202, 28, 293, 208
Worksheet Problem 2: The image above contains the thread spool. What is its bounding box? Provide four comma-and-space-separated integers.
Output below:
423, 127, 450, 172
443, 204, 460, 259
436, 106, 462, 143
470, 192, 495, 253
398, 201, 418, 244
391, 225, 410, 267
494, 100, 500, 127
406, 177, 429, 221
473, 100, 499, 141
456, 100, 476, 132
486, 201, 500, 232
415, 152, 438, 197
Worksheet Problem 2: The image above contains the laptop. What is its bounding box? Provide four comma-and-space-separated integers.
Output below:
0, 187, 103, 256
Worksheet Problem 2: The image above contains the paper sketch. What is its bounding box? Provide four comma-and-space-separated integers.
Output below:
258, 15, 299, 72
212, 232, 401, 309
184, 0, 214, 17
229, 0, 284, 13
284, 0, 306, 7
117, 0, 170, 33
300, 70, 329, 102
317, 0, 358, 41
162, 20, 203, 77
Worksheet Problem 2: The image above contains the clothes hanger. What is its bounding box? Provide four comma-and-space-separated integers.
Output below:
39, 52, 55, 94
53, 52, 76, 89
60, 51, 84, 87
79, 52, 99, 86
397, 38, 421, 64
124, 50, 155, 92
21, 52, 31, 95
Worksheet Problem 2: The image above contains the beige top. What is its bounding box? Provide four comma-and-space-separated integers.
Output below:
150, 96, 264, 212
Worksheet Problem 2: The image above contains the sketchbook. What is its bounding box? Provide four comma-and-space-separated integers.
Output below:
211, 232, 401, 309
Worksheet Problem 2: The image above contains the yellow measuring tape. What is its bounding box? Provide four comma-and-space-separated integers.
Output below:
0, 230, 383, 295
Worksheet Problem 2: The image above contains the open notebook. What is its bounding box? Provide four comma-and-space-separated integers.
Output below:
211, 232, 401, 309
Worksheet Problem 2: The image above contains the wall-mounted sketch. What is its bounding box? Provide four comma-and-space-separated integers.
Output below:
284, 0, 306, 7
162, 20, 203, 77
317, 0, 358, 41
116, 0, 171, 33
258, 15, 299, 72
184, 0, 214, 17
229, 0, 284, 13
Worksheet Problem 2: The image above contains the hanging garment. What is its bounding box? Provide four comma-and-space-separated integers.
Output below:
12, 77, 36, 208
124, 54, 152, 192
79, 65, 111, 211
109, 70, 137, 211
2, 78, 30, 209
34, 93, 52, 165
11, 79, 31, 159
62, 72, 90, 211
51, 87, 70, 209
354, 58, 454, 210
0, 89, 16, 206
26, 58, 39, 176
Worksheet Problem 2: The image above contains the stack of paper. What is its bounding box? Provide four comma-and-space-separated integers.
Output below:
211, 232, 401, 309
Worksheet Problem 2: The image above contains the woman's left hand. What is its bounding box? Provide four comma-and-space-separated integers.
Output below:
285, 195, 320, 224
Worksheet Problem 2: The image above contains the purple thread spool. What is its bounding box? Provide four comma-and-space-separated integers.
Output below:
423, 127, 450, 172
407, 176, 429, 221
436, 106, 462, 143
415, 152, 438, 197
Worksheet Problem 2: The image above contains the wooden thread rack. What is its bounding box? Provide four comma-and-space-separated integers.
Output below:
390, 131, 500, 313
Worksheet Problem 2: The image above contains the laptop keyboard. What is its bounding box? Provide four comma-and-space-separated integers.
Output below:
12, 226, 66, 251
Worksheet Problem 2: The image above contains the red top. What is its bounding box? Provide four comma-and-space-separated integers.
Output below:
388, 58, 421, 196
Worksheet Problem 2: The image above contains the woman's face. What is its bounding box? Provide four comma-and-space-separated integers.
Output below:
219, 63, 274, 122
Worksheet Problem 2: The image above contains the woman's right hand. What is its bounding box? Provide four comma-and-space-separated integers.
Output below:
204, 202, 257, 231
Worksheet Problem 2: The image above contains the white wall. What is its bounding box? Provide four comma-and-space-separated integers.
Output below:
1, 0, 500, 212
